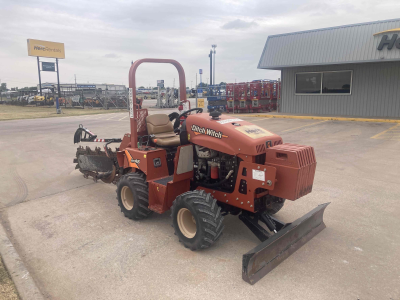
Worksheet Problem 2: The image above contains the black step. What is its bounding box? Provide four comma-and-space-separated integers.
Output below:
154, 176, 173, 186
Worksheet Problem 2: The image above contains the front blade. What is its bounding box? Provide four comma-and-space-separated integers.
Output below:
242, 203, 330, 285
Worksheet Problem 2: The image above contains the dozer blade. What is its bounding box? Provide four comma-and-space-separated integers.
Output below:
242, 203, 329, 285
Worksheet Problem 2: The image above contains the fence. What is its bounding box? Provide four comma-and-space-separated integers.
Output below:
206, 80, 281, 113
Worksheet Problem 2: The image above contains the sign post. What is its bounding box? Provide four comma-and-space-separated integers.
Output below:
56, 59, 61, 98
28, 39, 65, 113
37, 57, 42, 96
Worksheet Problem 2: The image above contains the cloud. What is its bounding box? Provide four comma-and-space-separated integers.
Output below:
2, 0, 400, 88
221, 19, 258, 30
104, 53, 119, 58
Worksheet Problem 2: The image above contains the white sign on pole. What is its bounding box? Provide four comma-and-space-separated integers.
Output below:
129, 88, 134, 118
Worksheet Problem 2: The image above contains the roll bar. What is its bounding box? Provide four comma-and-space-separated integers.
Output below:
128, 58, 187, 148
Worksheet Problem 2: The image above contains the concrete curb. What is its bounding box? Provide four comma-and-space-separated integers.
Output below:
0, 223, 44, 300
238, 114, 400, 123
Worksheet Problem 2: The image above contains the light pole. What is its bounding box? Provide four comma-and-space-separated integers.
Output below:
212, 44, 217, 85
191, 81, 193, 88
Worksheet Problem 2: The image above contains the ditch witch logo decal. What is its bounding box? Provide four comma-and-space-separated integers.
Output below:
191, 125, 228, 139
374, 28, 400, 50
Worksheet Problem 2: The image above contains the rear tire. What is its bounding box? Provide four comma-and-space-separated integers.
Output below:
117, 172, 152, 220
171, 190, 224, 250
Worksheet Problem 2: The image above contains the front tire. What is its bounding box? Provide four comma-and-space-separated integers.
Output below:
171, 190, 224, 250
117, 172, 152, 220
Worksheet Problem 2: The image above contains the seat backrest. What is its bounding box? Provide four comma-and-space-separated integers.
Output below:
146, 114, 174, 135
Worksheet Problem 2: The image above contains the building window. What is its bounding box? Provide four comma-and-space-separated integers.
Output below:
322, 71, 351, 94
295, 73, 321, 94
295, 70, 352, 95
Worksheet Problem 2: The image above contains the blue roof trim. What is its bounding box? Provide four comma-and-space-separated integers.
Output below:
268, 18, 400, 39
258, 58, 400, 70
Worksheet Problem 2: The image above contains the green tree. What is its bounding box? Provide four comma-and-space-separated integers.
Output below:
0, 83, 7, 91
138, 86, 145, 89
198, 82, 208, 88
219, 82, 226, 86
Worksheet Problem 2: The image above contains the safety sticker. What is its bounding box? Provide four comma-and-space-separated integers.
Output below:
235, 125, 274, 139
252, 169, 265, 181
216, 118, 243, 124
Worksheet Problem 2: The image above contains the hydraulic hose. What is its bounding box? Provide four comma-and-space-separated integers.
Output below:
201, 170, 234, 188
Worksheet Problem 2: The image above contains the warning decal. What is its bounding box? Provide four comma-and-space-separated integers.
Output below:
235, 125, 274, 139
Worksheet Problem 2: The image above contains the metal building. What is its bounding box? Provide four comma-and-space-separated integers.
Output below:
258, 18, 400, 118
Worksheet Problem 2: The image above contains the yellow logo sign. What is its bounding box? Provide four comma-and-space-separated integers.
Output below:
197, 98, 205, 108
27, 39, 65, 59
373, 28, 400, 36
373, 28, 400, 50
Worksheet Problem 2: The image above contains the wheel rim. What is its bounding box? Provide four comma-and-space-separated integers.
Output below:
177, 208, 197, 238
121, 186, 134, 210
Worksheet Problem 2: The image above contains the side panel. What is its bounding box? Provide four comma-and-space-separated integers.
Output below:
173, 145, 194, 182
165, 180, 191, 211
148, 181, 167, 213
125, 148, 169, 181
148, 179, 191, 214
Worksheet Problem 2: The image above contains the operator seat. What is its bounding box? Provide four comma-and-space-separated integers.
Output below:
146, 114, 181, 147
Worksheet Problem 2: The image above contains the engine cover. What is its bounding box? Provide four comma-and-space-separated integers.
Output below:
186, 113, 282, 156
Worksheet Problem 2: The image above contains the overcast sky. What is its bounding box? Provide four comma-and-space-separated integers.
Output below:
1, 0, 400, 89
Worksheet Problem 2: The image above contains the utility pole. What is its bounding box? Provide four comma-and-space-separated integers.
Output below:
212, 45, 217, 86
195, 73, 198, 108
74, 74, 77, 88
209, 50, 213, 86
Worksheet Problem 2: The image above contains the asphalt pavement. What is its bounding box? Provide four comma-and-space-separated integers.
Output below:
0, 104, 399, 300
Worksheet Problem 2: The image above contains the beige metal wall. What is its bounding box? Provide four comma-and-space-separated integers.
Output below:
280, 61, 400, 118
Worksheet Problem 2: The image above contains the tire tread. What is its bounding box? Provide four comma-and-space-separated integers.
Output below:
117, 172, 152, 220
171, 190, 224, 250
